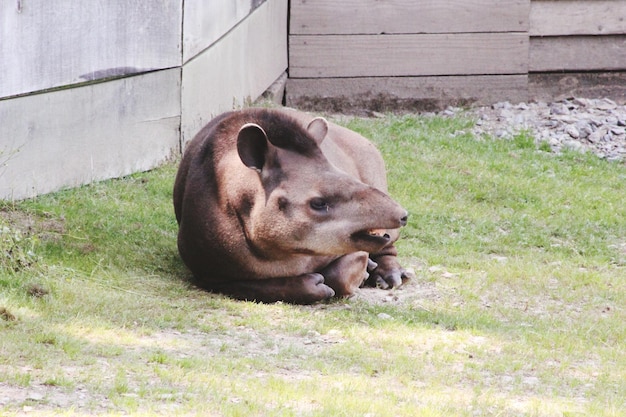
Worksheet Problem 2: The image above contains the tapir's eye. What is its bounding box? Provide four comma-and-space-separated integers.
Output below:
309, 198, 329, 212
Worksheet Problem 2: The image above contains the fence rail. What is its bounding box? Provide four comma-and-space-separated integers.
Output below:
286, 0, 626, 111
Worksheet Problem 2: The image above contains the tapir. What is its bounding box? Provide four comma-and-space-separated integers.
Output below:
173, 108, 413, 304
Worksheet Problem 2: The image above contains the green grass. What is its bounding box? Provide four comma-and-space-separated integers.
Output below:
1, 112, 625, 416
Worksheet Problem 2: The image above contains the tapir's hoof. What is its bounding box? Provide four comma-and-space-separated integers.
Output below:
364, 254, 414, 290
298, 273, 335, 304
366, 267, 415, 290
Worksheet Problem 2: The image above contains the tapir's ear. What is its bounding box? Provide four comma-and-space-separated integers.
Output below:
306, 117, 328, 145
237, 123, 268, 172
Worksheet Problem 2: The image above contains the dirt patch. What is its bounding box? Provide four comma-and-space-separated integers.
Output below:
351, 277, 441, 307
0, 208, 65, 241
0, 382, 111, 413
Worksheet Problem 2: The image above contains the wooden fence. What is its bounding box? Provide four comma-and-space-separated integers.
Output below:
287, 0, 626, 111
2, 0, 625, 200
0, 0, 287, 200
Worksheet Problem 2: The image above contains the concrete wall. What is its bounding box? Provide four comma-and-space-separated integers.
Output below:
0, 0, 288, 200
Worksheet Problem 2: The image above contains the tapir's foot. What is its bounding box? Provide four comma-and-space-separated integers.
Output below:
321, 252, 370, 297
297, 273, 336, 304
364, 255, 415, 290
209, 273, 335, 305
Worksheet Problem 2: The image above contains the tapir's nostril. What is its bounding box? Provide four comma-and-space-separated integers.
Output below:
400, 213, 408, 227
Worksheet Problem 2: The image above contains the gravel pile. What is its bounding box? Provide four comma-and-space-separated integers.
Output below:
451, 98, 626, 162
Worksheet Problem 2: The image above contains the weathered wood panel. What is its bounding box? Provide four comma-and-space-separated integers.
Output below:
286, 75, 528, 112
530, 35, 626, 72
183, 0, 267, 62
530, 0, 626, 36
291, 0, 529, 35
288, 0, 626, 111
0, 1, 182, 98
181, 0, 288, 144
530, 72, 626, 103
0, 70, 181, 200
289, 33, 528, 78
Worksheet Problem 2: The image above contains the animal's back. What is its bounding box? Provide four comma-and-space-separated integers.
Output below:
280, 108, 388, 191
173, 111, 233, 224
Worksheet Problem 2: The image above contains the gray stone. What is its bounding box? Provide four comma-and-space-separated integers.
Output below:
589, 128, 608, 144
555, 115, 577, 124
596, 98, 617, 110
566, 125, 580, 139
564, 140, 585, 153
606, 116, 619, 125
572, 98, 591, 107
462, 97, 626, 161
550, 103, 569, 115
493, 101, 512, 110
513, 114, 527, 125
499, 109, 515, 120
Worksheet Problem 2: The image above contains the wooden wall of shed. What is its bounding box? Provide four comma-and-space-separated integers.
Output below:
529, 0, 626, 102
0, 0, 288, 200
287, 0, 626, 112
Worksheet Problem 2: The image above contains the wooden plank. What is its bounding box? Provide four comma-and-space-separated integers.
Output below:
0, 69, 181, 200
183, 0, 268, 62
530, 72, 626, 103
289, 33, 528, 78
530, 35, 626, 72
181, 0, 288, 144
286, 75, 529, 112
0, 1, 182, 98
290, 0, 529, 35
530, 0, 626, 36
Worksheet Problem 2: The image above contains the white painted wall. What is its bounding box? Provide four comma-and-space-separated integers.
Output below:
0, 0, 287, 200
0, 0, 182, 98
182, 0, 288, 144
0, 70, 181, 199
183, 0, 268, 63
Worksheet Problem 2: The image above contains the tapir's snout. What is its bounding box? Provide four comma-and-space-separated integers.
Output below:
349, 202, 407, 254
364, 186, 408, 230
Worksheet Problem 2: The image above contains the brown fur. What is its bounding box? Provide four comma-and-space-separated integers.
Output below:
173, 108, 412, 304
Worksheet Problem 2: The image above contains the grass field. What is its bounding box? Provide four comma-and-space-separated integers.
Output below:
1, 112, 625, 416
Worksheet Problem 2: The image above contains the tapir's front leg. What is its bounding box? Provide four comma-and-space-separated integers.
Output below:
210, 274, 335, 304
321, 251, 370, 297
366, 244, 415, 289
